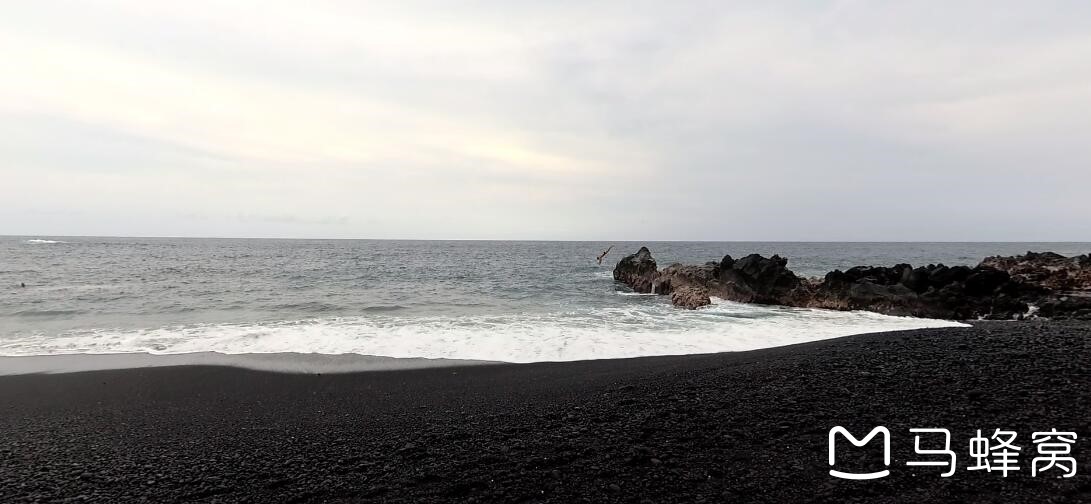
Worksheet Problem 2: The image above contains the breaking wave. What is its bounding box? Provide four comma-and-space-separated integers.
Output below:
0, 300, 966, 362
24, 239, 67, 244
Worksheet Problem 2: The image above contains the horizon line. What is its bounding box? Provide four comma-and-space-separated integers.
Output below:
4, 234, 1090, 244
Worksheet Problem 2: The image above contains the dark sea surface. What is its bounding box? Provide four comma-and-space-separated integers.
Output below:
2, 238, 1087, 362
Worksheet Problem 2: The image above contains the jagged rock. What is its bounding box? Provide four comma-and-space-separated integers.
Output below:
613, 247, 658, 293
812, 272, 924, 316
812, 263, 1026, 319
981, 251, 1091, 292
964, 268, 1010, 296
671, 286, 711, 310
657, 263, 719, 295
903, 267, 932, 293
1037, 295, 1091, 320
719, 254, 803, 304
612, 246, 1091, 319
834, 264, 913, 286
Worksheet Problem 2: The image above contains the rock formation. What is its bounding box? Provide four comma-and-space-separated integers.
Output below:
613, 248, 1091, 319
808, 262, 1032, 319
670, 286, 712, 310
612, 247, 659, 294
980, 251, 1091, 292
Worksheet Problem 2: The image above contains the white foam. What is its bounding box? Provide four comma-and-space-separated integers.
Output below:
0, 300, 967, 363
24, 239, 67, 244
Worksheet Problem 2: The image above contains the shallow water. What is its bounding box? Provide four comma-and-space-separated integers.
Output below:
2, 238, 1086, 361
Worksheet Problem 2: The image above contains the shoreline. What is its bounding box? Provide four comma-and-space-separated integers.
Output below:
0, 351, 499, 376
2, 321, 1089, 502
0, 311, 969, 376
0, 304, 969, 372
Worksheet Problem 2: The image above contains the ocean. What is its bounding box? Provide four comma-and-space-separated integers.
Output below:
2, 238, 1088, 362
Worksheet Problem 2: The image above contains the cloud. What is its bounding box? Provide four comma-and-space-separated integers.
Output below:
1, 0, 1089, 239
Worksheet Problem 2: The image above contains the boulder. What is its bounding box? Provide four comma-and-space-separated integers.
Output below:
671, 286, 711, 310
720, 254, 803, 303
836, 265, 911, 286
1036, 295, 1091, 320
964, 268, 1010, 296
903, 267, 932, 293
657, 262, 719, 294
613, 247, 658, 293
927, 265, 972, 288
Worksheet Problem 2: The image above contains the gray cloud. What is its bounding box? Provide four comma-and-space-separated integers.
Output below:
1, 1, 1089, 240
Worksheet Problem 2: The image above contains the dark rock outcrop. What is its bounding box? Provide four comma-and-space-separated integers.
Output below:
656, 263, 718, 297
981, 251, 1091, 292
809, 263, 1029, 319
671, 286, 711, 310
613, 247, 1091, 320
721, 254, 804, 304
613, 247, 658, 293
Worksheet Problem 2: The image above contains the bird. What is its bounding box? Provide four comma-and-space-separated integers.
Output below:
596, 245, 614, 265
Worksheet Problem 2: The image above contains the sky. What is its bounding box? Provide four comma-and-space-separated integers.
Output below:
2, 1, 1090, 241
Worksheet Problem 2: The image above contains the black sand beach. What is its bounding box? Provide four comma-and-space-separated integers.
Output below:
2, 322, 1089, 503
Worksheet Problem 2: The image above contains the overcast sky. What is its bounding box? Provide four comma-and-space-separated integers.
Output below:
2, 1, 1090, 240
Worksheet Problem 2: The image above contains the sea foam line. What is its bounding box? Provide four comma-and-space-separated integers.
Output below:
0, 301, 967, 363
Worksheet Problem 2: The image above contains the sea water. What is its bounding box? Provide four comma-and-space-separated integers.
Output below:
2, 238, 1087, 362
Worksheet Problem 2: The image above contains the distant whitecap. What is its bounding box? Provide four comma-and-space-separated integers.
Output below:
24, 239, 67, 244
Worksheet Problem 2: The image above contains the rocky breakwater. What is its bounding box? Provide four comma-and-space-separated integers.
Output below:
612, 247, 1091, 319
981, 251, 1091, 291
980, 251, 1091, 318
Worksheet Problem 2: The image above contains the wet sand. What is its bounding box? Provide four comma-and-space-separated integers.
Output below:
1, 321, 1089, 503
0, 352, 497, 376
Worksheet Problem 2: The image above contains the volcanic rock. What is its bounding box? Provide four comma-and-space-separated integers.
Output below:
612, 247, 1091, 319
670, 286, 711, 310
980, 251, 1091, 292
613, 247, 658, 293
722, 254, 803, 304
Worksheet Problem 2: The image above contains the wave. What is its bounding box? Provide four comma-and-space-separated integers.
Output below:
361, 305, 408, 312
269, 303, 407, 313
24, 239, 67, 244
269, 301, 343, 312
10, 309, 86, 317
0, 301, 967, 362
